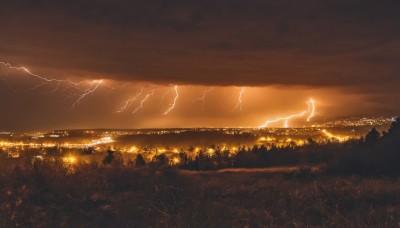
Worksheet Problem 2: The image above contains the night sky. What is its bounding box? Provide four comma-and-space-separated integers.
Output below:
1, 0, 399, 131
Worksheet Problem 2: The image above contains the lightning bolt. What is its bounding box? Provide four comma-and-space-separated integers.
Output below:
0, 61, 62, 83
116, 88, 143, 113
49, 81, 63, 94
0, 61, 98, 97
71, 80, 102, 108
233, 87, 245, 112
259, 111, 308, 128
0, 61, 66, 93
4, 81, 48, 94
163, 85, 179, 115
132, 90, 154, 114
0, 62, 109, 109
306, 98, 315, 122
259, 98, 317, 128
193, 88, 213, 111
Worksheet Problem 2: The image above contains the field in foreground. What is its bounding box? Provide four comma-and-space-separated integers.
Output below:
0, 162, 399, 227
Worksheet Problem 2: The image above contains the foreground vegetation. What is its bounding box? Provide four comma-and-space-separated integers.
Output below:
1, 161, 399, 227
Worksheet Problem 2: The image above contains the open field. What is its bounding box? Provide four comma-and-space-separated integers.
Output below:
0, 162, 399, 227
179, 165, 321, 174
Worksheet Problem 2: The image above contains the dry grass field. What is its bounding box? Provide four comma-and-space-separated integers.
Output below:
0, 161, 399, 227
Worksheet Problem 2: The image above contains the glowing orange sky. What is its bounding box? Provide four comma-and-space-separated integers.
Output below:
0, 1, 399, 130
0, 71, 384, 130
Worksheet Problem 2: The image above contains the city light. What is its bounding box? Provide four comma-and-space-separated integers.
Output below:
172, 157, 180, 165
63, 155, 77, 164
321, 129, 349, 142
127, 146, 138, 153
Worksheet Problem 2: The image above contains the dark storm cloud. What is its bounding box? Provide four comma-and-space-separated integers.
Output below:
1, 0, 400, 91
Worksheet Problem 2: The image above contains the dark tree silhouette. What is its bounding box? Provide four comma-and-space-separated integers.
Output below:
135, 154, 146, 167
388, 117, 400, 136
102, 148, 116, 165
153, 154, 168, 167
364, 127, 380, 145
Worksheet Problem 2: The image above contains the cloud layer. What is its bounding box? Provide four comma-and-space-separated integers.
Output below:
1, 0, 399, 92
